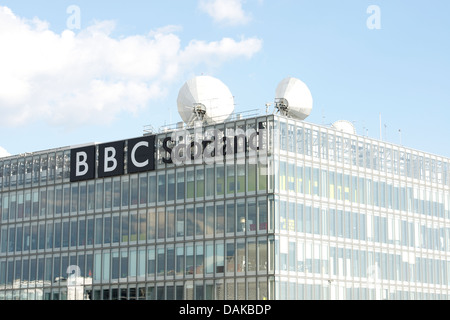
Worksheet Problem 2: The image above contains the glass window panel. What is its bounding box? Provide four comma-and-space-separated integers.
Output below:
0, 227, 7, 253
280, 200, 286, 232
305, 206, 312, 234
236, 201, 245, 233
148, 174, 156, 204
321, 170, 328, 198
95, 217, 103, 245
305, 167, 311, 195
102, 250, 111, 282
344, 211, 351, 239
237, 164, 245, 194
139, 210, 147, 241
289, 241, 296, 272
329, 209, 335, 237
167, 172, 175, 202
104, 180, 112, 209
157, 208, 165, 239
129, 248, 137, 278
297, 204, 304, 233
186, 169, 194, 199
186, 207, 194, 237
167, 245, 175, 276
227, 164, 235, 195
186, 245, 194, 275
8, 226, 15, 253
158, 173, 166, 203
216, 203, 224, 235
344, 174, 350, 201
213, 242, 224, 276
45, 222, 54, 249
79, 183, 86, 213
121, 213, 129, 243
236, 240, 245, 273
176, 246, 184, 276
78, 219, 86, 246
258, 163, 267, 191
157, 247, 165, 276
297, 166, 303, 194
167, 207, 175, 239
87, 182, 95, 211
147, 209, 156, 241
139, 175, 148, 205
337, 210, 343, 238
247, 199, 257, 233
9, 193, 16, 220
258, 237, 268, 272
205, 205, 214, 236
95, 181, 103, 211
25, 191, 31, 217
314, 208, 320, 235
352, 212, 358, 240
17, 191, 24, 219
321, 208, 328, 236
204, 167, 214, 198
70, 220, 77, 247
206, 243, 214, 274
130, 176, 139, 206
53, 222, 61, 249
279, 162, 286, 192
248, 163, 257, 192
176, 170, 185, 200
196, 168, 205, 198
226, 241, 235, 273
113, 178, 121, 208
104, 216, 111, 244
147, 248, 155, 278
195, 206, 204, 236
247, 238, 256, 272
297, 126, 304, 154
62, 221, 69, 248
130, 211, 138, 241
176, 207, 184, 238
112, 215, 120, 243
313, 168, 319, 196
226, 203, 235, 234
216, 165, 225, 196
258, 199, 268, 232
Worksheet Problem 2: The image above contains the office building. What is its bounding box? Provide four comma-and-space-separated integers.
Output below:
0, 77, 449, 300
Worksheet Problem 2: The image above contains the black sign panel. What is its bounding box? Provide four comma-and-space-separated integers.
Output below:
70, 146, 96, 182
127, 135, 155, 174
98, 141, 125, 178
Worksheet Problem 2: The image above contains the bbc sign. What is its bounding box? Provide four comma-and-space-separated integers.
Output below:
70, 136, 156, 182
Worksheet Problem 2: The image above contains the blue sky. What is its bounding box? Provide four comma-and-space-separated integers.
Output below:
0, 0, 450, 158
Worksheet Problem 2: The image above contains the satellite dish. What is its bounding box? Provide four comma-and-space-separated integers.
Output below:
331, 120, 356, 134
274, 77, 313, 120
177, 76, 235, 126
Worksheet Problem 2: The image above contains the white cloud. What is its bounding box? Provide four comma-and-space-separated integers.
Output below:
0, 6, 262, 128
0, 146, 10, 158
199, 0, 251, 26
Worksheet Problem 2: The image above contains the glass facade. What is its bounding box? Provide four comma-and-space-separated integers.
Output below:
272, 117, 450, 300
0, 116, 273, 300
0, 114, 449, 300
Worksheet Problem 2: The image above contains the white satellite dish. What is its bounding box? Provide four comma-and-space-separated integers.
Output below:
177, 76, 235, 126
331, 120, 356, 134
274, 77, 313, 120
